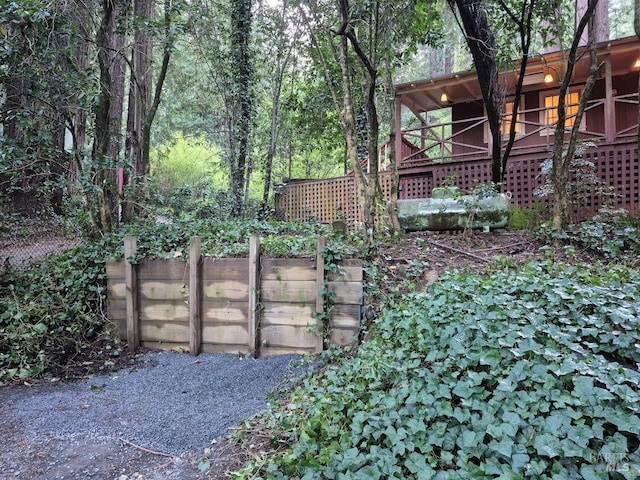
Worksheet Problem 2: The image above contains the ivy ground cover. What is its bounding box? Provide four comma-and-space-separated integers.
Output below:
245, 262, 640, 479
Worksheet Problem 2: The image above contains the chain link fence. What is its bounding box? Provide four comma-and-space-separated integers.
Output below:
0, 216, 82, 270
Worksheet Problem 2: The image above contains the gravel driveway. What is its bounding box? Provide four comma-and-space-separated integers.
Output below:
0, 351, 304, 479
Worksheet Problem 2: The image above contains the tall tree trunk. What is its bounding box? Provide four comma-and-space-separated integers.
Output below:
124, 0, 154, 223
124, 0, 174, 223
337, 32, 361, 218
127, 0, 154, 178
91, 0, 118, 234
336, 2, 366, 232
551, 0, 601, 230
448, 0, 504, 185
229, 0, 253, 218
261, 46, 289, 216
107, 0, 130, 222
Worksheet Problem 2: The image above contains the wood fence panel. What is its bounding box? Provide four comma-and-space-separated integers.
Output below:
107, 237, 363, 356
260, 325, 317, 349
328, 281, 363, 305
330, 304, 361, 346
106, 259, 126, 340
202, 257, 251, 353
203, 301, 248, 324
137, 258, 189, 347
260, 256, 321, 356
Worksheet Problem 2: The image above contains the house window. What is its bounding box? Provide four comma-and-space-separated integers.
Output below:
541, 90, 584, 132
484, 99, 524, 142
502, 101, 523, 137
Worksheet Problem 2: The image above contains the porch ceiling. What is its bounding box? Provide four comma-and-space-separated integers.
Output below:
396, 36, 640, 115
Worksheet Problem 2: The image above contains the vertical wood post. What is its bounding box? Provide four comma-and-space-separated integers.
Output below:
394, 97, 403, 167
314, 236, 326, 353
248, 237, 260, 357
189, 236, 202, 356
604, 56, 616, 143
124, 237, 139, 352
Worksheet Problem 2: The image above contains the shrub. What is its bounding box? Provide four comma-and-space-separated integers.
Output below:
238, 262, 640, 479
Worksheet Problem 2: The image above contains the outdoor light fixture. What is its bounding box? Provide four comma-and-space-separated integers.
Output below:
544, 73, 554, 83
633, 57, 640, 69
440, 92, 449, 102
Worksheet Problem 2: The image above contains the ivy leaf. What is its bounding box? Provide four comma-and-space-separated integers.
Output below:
533, 433, 561, 458
511, 453, 530, 473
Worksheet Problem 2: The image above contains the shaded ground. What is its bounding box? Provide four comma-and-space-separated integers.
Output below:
0, 352, 304, 480
0, 230, 597, 479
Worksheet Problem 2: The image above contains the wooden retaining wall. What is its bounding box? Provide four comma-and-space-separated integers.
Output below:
106, 237, 362, 357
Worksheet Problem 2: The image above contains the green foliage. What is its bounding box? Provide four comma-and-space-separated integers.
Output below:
538, 215, 640, 260
238, 262, 640, 479
508, 202, 550, 231
0, 237, 122, 385
0, 218, 366, 385
150, 133, 227, 194
119, 218, 338, 260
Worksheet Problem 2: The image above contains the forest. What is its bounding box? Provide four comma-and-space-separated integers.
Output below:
1, 0, 636, 236
2, 1, 640, 478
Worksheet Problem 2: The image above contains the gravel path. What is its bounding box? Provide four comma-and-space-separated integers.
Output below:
0, 351, 304, 479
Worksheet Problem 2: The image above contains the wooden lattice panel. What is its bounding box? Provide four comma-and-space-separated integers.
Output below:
276, 141, 638, 228
586, 142, 639, 217
504, 155, 547, 209
399, 175, 433, 199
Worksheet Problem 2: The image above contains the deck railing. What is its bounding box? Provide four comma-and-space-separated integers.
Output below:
399, 94, 639, 168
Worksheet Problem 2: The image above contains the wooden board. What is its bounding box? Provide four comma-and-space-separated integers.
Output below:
140, 321, 189, 342
138, 281, 188, 300
202, 258, 249, 280
261, 280, 317, 303
139, 300, 189, 322
141, 341, 189, 352
330, 327, 359, 346
107, 301, 126, 321
261, 258, 317, 281
202, 343, 249, 355
260, 345, 314, 357
261, 303, 315, 326
260, 324, 319, 349
327, 261, 363, 282
107, 282, 126, 299
203, 301, 248, 324
203, 280, 249, 301
331, 304, 361, 328
138, 259, 189, 281
202, 324, 249, 345
110, 318, 127, 340
328, 281, 363, 305
106, 259, 125, 279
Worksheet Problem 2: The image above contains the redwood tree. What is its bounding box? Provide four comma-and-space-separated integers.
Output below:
229, 0, 254, 218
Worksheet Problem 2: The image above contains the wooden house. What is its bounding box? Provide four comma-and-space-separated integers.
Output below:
394, 35, 639, 218
276, 36, 639, 227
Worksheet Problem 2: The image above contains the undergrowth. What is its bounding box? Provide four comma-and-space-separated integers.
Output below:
0, 239, 121, 384
234, 261, 640, 479
0, 218, 363, 385
537, 214, 640, 262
